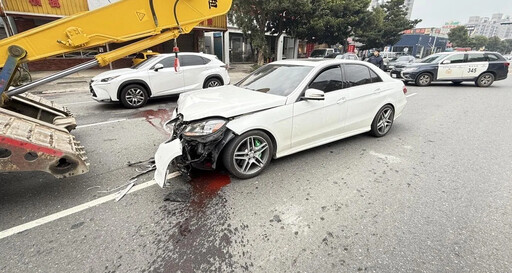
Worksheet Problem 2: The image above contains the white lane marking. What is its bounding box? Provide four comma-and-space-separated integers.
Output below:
0, 172, 180, 240
369, 151, 401, 164
76, 119, 128, 129
65, 101, 97, 106
406, 93, 418, 98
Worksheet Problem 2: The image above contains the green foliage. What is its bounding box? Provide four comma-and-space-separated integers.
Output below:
469, 35, 488, 50
448, 26, 470, 47
355, 0, 421, 50
295, 0, 371, 46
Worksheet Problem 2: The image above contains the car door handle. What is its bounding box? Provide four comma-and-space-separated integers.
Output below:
337, 97, 347, 104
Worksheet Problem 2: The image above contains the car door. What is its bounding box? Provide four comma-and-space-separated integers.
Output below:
291, 65, 347, 149
341, 64, 383, 132
437, 53, 466, 80
147, 56, 184, 96
463, 53, 488, 79
180, 55, 208, 91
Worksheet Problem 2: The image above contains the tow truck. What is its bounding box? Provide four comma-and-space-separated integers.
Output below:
0, 0, 232, 178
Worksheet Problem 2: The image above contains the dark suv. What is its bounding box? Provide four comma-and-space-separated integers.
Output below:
399, 51, 509, 87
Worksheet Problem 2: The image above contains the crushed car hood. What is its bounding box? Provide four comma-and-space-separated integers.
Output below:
177, 85, 288, 121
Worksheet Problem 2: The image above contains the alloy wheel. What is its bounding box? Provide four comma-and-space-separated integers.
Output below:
479, 75, 493, 86
418, 74, 431, 86
233, 136, 270, 175
125, 88, 145, 107
207, 79, 221, 88
377, 108, 393, 135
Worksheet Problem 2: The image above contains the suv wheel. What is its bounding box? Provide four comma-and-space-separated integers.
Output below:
415, 73, 432, 86
475, 72, 494, 87
120, 84, 149, 108
204, 78, 222, 88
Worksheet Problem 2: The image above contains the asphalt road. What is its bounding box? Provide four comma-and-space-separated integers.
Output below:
1, 76, 512, 272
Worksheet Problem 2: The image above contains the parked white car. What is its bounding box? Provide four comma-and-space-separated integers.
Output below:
90, 52, 230, 108
154, 59, 408, 187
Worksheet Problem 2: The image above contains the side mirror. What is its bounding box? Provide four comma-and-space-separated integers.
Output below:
303, 88, 325, 101
441, 60, 451, 64
154, 63, 164, 71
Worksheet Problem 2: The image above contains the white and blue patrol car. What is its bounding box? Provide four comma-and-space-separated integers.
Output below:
393, 51, 509, 87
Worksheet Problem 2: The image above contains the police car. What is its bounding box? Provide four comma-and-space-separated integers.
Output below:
396, 51, 509, 87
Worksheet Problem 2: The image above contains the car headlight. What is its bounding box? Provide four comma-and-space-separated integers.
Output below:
163, 110, 178, 134
100, 75, 120, 82
183, 119, 227, 137
402, 67, 418, 72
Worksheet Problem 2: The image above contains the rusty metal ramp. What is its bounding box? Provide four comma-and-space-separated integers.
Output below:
0, 106, 89, 178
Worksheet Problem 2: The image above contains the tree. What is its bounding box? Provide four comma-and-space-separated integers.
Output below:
486, 36, 502, 52
355, 0, 421, 50
295, 0, 371, 48
469, 35, 488, 50
448, 26, 470, 47
501, 39, 512, 54
229, 0, 312, 65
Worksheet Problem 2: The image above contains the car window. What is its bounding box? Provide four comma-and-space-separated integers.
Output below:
468, 53, 486, 62
153, 56, 176, 69
343, 64, 372, 87
485, 54, 499, 61
310, 49, 327, 58
309, 66, 343, 92
445, 54, 465, 64
201, 57, 212, 64
369, 69, 382, 83
180, 55, 206, 66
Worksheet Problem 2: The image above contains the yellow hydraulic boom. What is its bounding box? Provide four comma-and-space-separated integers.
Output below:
0, 0, 232, 178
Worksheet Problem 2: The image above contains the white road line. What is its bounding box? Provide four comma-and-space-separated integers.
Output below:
406, 93, 418, 98
0, 172, 180, 240
76, 119, 128, 129
65, 101, 97, 106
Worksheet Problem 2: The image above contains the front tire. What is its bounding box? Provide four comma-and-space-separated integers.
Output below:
475, 72, 494, 87
204, 78, 222, 88
222, 131, 274, 179
415, 73, 432, 86
120, 84, 149, 109
370, 105, 395, 137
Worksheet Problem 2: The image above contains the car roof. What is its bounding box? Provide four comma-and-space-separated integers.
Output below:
270, 59, 370, 67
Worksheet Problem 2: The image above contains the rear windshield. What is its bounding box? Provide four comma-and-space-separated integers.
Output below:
310, 49, 327, 58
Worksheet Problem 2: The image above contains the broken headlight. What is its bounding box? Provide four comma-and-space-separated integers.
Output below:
183, 119, 227, 137
163, 109, 178, 134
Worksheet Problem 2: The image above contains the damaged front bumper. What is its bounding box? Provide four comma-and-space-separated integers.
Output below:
153, 114, 234, 188
154, 139, 182, 188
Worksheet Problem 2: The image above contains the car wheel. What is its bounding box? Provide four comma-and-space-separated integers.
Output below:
475, 72, 494, 87
370, 105, 395, 137
452, 81, 463, 85
222, 130, 273, 179
204, 78, 222, 88
415, 73, 432, 86
120, 84, 148, 108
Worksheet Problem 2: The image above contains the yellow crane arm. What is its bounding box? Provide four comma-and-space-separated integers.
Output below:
0, 0, 232, 66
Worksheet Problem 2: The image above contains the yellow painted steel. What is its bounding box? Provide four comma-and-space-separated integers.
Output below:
0, 0, 232, 66
197, 15, 227, 30
2, 0, 89, 17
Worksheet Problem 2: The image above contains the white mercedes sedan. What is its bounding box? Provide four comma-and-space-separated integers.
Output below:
154, 59, 407, 187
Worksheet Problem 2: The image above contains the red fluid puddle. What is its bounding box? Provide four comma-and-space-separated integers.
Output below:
136, 108, 173, 136
189, 171, 231, 210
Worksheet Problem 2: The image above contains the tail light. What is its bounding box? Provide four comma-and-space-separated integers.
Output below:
505, 62, 510, 67
220, 64, 228, 70
403, 86, 408, 94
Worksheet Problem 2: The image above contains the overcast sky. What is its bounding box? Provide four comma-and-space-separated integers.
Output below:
411, 0, 512, 27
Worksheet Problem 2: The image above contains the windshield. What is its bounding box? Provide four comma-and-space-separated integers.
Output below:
396, 56, 411, 62
236, 65, 313, 97
131, 55, 156, 69
310, 49, 327, 58
420, 54, 445, 64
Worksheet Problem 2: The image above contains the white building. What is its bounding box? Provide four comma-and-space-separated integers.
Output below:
466, 13, 512, 39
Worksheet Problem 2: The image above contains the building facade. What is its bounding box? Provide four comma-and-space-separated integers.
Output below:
0, 0, 229, 70
465, 13, 512, 39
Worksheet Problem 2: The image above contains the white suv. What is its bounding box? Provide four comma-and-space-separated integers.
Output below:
90, 52, 230, 108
